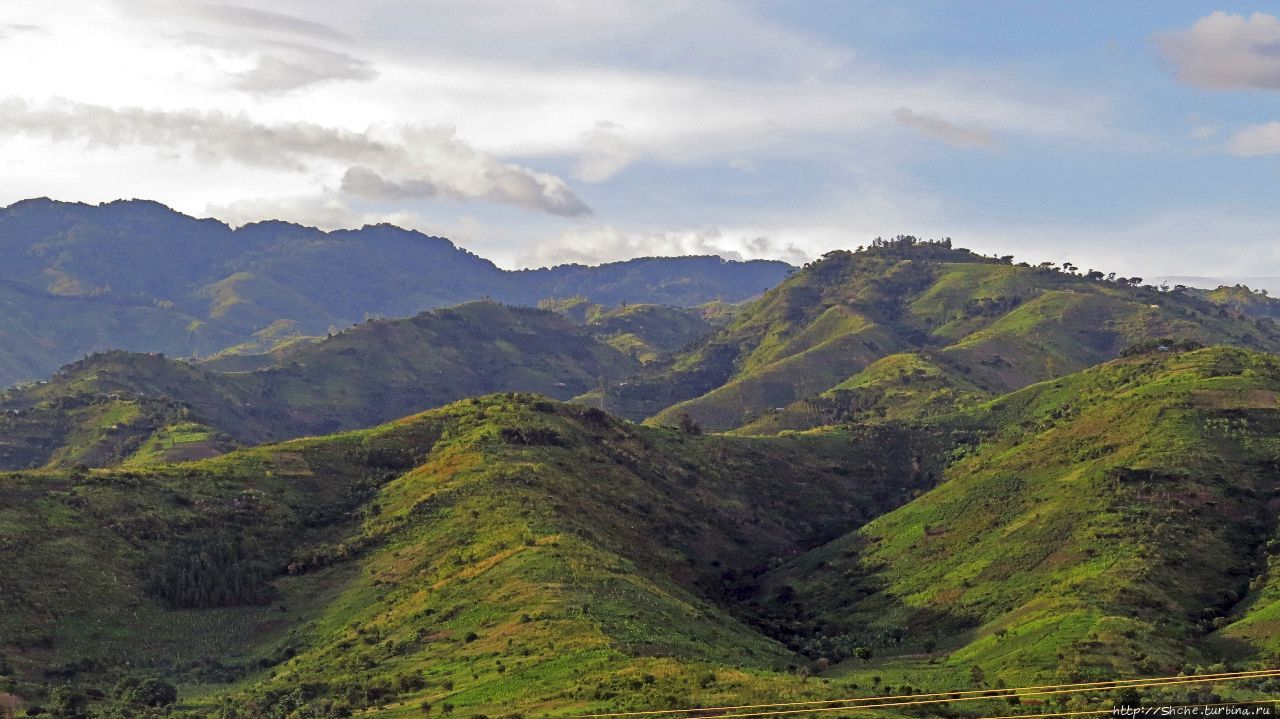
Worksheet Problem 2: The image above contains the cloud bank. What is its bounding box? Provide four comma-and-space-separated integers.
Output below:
519, 225, 809, 267
0, 98, 590, 216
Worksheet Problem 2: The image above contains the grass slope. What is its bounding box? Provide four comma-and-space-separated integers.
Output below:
0, 303, 638, 469
539, 298, 719, 365
633, 240, 1280, 432
0, 395, 935, 717
752, 346, 1280, 690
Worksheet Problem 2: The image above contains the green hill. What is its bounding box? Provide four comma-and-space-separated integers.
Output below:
11, 225, 1280, 716
539, 297, 735, 365
749, 346, 1280, 688
0, 199, 791, 388
620, 238, 1280, 432
1198, 284, 1280, 321
7, 351, 1280, 717
0, 303, 638, 469
0, 394, 937, 717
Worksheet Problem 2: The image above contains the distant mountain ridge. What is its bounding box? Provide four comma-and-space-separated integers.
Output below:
594, 239, 1280, 431
8, 237, 1280, 470
0, 302, 641, 469
0, 198, 792, 387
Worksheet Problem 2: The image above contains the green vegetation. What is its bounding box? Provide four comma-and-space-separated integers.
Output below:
7, 349, 1280, 716
0, 303, 638, 469
8, 228, 1280, 717
0, 198, 791, 387
1198, 284, 1280, 321
617, 238, 1280, 432
538, 298, 716, 364
0, 394, 937, 717
756, 346, 1280, 689
735, 351, 988, 434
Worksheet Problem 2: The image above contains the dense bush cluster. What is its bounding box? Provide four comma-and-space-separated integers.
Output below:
144, 538, 275, 609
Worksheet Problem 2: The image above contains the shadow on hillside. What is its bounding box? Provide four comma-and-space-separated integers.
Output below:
722, 533, 979, 667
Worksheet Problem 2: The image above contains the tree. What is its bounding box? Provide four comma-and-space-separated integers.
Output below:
114, 677, 177, 708
676, 412, 702, 436
1113, 687, 1142, 708
49, 687, 90, 719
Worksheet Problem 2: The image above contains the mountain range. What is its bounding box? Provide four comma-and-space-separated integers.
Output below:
4, 220, 1280, 718
0, 198, 790, 388
9, 235, 1280, 474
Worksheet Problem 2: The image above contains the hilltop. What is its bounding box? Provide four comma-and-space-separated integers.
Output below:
0, 394, 937, 717
597, 237, 1280, 431
0, 198, 791, 387
9, 237, 1280, 470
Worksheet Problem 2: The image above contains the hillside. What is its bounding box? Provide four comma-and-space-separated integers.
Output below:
0, 303, 638, 469
750, 346, 1280, 688
608, 237, 1280, 431
538, 297, 720, 364
6, 352, 1280, 717
1198, 285, 1280, 321
0, 394, 938, 717
14, 237, 1280, 468
0, 198, 791, 387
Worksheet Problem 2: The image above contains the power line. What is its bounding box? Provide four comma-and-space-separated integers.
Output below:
976, 698, 1279, 719
673, 673, 1280, 719
567, 668, 1280, 719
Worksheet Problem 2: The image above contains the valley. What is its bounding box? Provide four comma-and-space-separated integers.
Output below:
4, 235, 1280, 718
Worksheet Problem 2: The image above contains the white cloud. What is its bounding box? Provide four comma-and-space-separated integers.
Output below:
505, 193, 1280, 278
0, 98, 589, 216
1159, 12, 1280, 91
941, 206, 1280, 279
1224, 121, 1280, 156
117, 1, 377, 95
172, 2, 351, 42
0, 23, 40, 38
519, 225, 810, 267
208, 193, 435, 233
0, 0, 1159, 274
894, 107, 999, 150
329, 0, 854, 81
0, 2, 1116, 177
226, 42, 376, 94
574, 122, 638, 182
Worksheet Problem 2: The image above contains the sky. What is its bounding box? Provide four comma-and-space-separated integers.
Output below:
1, 1, 1279, 276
